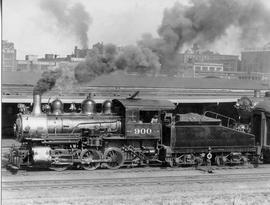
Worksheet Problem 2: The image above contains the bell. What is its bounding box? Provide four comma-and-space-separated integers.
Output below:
69, 103, 76, 112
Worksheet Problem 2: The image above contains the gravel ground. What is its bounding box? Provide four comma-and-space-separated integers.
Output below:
2, 167, 270, 205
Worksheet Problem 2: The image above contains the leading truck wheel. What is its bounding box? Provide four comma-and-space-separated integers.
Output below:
81, 149, 101, 171
215, 156, 224, 166
104, 147, 124, 169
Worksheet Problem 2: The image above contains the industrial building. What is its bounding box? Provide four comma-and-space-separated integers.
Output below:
17, 54, 57, 72
2, 40, 17, 71
241, 43, 270, 74
180, 45, 240, 72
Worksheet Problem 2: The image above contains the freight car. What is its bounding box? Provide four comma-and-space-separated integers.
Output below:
8, 93, 261, 171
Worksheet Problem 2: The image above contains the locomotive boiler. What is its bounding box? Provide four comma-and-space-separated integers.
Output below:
14, 94, 121, 143
9, 93, 171, 171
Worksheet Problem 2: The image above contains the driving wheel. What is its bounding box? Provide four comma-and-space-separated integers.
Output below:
104, 147, 124, 169
81, 149, 101, 171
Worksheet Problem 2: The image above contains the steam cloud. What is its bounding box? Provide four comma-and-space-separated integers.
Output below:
40, 0, 91, 48
33, 69, 62, 95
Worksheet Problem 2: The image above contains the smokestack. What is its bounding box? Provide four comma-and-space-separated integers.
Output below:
32, 94, 42, 115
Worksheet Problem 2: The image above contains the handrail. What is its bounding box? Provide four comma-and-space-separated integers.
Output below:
203, 111, 236, 127
49, 120, 119, 138
69, 121, 119, 136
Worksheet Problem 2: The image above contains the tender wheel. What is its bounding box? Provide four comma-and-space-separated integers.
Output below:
240, 156, 248, 165
104, 147, 124, 169
81, 149, 101, 171
195, 156, 203, 166
215, 156, 224, 166
252, 155, 259, 168
165, 157, 174, 167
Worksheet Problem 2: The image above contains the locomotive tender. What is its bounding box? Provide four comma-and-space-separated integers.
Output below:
8, 92, 264, 171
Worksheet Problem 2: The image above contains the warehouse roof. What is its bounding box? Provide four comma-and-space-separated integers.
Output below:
89, 72, 269, 90
2, 71, 269, 90
113, 98, 176, 111
2, 71, 42, 85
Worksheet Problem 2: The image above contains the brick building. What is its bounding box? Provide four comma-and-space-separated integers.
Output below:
2, 40, 17, 71
16, 54, 58, 72
180, 50, 239, 72
241, 43, 270, 73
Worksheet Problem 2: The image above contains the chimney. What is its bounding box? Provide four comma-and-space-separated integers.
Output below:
32, 94, 42, 115
75, 46, 78, 57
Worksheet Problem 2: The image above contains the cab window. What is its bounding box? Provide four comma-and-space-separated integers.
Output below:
126, 110, 139, 122
139, 111, 159, 123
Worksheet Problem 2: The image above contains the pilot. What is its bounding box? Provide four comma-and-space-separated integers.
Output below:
151, 115, 158, 123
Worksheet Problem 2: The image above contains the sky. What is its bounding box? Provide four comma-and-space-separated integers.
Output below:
3, 0, 270, 60
2, 0, 187, 60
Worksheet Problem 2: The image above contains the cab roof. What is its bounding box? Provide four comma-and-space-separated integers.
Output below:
112, 98, 175, 111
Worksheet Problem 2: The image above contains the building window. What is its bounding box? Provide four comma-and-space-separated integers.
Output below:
216, 67, 222, 71
202, 67, 208, 71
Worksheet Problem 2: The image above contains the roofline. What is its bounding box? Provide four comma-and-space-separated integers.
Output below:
1, 96, 240, 104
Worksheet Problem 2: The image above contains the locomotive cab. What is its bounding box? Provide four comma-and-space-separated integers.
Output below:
112, 99, 175, 140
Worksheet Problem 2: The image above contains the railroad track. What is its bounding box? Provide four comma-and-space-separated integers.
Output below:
3, 172, 270, 191
2, 162, 270, 176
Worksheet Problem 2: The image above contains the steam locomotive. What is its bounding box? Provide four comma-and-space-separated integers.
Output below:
8, 92, 270, 171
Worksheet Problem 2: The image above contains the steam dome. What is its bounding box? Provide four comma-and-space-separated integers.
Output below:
82, 98, 96, 114
102, 100, 112, 114
51, 99, 63, 115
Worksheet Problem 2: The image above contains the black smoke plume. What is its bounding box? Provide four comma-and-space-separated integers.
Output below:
33, 69, 62, 95
40, 0, 91, 48
45, 0, 270, 85
74, 44, 161, 83
139, 0, 270, 74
